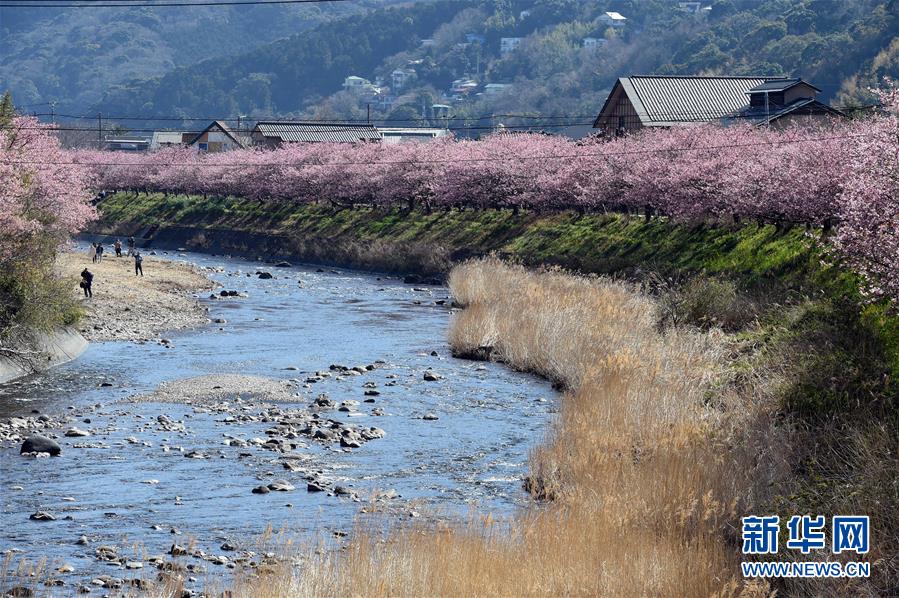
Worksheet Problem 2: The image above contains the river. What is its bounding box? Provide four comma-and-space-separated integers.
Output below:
0, 250, 553, 592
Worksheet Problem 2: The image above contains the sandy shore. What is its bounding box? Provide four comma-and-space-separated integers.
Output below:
57, 249, 217, 342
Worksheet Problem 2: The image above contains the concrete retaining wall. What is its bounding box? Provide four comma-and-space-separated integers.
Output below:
0, 328, 89, 385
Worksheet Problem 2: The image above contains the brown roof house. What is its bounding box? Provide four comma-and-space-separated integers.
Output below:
187, 120, 245, 152
593, 75, 844, 134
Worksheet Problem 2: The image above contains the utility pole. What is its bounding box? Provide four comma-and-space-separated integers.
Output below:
49, 101, 57, 124
98, 113, 102, 150
367, 103, 371, 124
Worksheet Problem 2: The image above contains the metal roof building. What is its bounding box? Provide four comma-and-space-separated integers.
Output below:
593, 75, 844, 133
251, 122, 382, 146
593, 76, 780, 131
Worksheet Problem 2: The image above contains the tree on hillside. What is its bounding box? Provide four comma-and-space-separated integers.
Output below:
0, 91, 14, 126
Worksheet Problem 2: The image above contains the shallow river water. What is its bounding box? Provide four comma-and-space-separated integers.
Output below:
0, 251, 553, 590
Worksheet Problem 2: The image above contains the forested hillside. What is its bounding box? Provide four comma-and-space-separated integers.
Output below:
5, 0, 899, 124
0, 0, 420, 113
91, 0, 899, 127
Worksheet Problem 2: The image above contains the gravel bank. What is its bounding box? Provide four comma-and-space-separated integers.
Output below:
57, 249, 216, 342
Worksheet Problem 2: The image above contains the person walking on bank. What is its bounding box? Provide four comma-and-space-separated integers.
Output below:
80, 268, 93, 298
91, 242, 98, 263
127, 236, 135, 257
133, 251, 143, 277
114, 239, 122, 257
95, 242, 104, 263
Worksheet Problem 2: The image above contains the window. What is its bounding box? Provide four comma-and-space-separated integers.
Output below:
198, 143, 208, 151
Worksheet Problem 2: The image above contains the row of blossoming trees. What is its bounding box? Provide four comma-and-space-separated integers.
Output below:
0, 116, 94, 335
71, 91, 899, 301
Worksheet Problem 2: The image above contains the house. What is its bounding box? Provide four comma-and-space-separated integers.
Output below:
677, 2, 702, 13
150, 131, 188, 150
104, 136, 149, 152
592, 75, 844, 134
450, 78, 479, 102
420, 38, 436, 48
431, 104, 451, 119
391, 68, 416, 91
519, 9, 531, 19
187, 120, 244, 152
251, 122, 382, 147
343, 76, 371, 92
598, 12, 626, 28
500, 37, 523, 54
484, 83, 511, 96
465, 33, 486, 44
583, 37, 607, 51
733, 78, 845, 127
378, 127, 451, 144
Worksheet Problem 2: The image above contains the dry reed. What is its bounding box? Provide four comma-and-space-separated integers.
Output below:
239, 259, 780, 597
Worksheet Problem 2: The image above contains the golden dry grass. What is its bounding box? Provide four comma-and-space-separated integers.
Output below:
239, 259, 781, 597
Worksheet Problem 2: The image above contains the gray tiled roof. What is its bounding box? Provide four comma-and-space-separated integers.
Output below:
254, 122, 382, 143
610, 76, 791, 126
746, 78, 822, 94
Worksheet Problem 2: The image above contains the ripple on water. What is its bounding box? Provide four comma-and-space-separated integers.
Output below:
0, 249, 554, 590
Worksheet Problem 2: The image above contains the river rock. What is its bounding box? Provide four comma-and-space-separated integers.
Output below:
422, 413, 439, 421
307, 481, 326, 492
339, 437, 361, 448
251, 485, 271, 494
267, 479, 295, 492
257, 272, 273, 280
423, 371, 442, 381
65, 427, 91, 437
275, 261, 292, 268
20, 435, 61, 456
30, 511, 56, 521
6, 587, 34, 597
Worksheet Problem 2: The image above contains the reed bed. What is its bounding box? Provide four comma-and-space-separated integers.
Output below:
241, 259, 781, 597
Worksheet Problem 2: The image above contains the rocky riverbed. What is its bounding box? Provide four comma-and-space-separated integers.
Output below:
1, 250, 553, 596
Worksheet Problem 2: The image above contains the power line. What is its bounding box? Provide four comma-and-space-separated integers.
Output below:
29, 104, 879, 126
0, 0, 350, 7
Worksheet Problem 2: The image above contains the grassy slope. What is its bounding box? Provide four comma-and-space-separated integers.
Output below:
98, 192, 839, 279
97, 191, 898, 592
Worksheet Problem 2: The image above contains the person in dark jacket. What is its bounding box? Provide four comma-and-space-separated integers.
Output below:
133, 251, 143, 276
80, 268, 93, 298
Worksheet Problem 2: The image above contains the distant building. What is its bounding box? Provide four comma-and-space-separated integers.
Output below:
598, 12, 627, 28
500, 37, 523, 54
187, 120, 244, 153
251, 122, 382, 147
583, 37, 607, 51
420, 38, 436, 48
450, 78, 479, 102
484, 83, 511, 96
149, 131, 188, 150
391, 68, 416, 91
519, 9, 531, 19
378, 127, 451, 144
431, 104, 451, 119
343, 76, 371, 91
677, 2, 702, 13
465, 33, 486, 44
104, 136, 149, 152
592, 75, 845, 134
